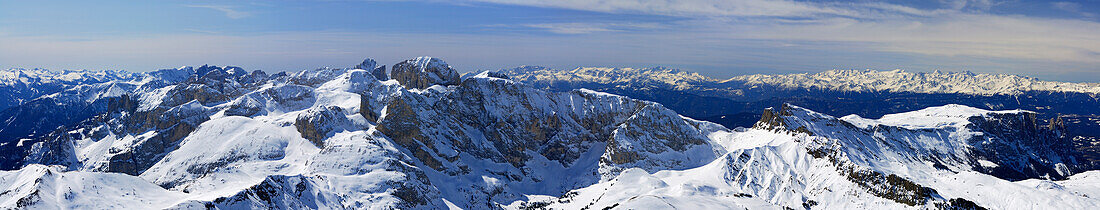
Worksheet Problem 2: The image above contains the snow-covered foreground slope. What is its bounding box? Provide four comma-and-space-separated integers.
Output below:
1, 58, 1097, 209
0, 165, 189, 209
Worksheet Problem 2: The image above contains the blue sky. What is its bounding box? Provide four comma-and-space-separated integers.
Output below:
1, 0, 1098, 82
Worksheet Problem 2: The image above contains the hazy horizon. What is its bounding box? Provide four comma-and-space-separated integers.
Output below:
2, 0, 1098, 82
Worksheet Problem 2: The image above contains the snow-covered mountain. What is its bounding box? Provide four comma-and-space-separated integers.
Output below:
504, 66, 1100, 167
517, 103, 1094, 209
0, 65, 230, 168
504, 67, 1100, 96
0, 58, 1097, 209
503, 66, 718, 91
728, 69, 1100, 95
0, 68, 134, 111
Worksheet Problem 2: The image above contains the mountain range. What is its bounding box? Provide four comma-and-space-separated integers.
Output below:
0, 58, 1097, 209
502, 66, 1100, 166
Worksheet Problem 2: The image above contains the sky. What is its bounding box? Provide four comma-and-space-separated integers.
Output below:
0, 0, 1098, 82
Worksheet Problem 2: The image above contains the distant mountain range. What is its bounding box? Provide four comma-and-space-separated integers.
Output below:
503, 66, 1100, 95
0, 68, 134, 111
0, 60, 1097, 209
502, 66, 1100, 165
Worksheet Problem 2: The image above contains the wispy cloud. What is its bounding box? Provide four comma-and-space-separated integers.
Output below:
940, 0, 1001, 11
183, 28, 223, 34
1052, 2, 1096, 18
521, 23, 617, 34
495, 22, 665, 34
466, 0, 1100, 64
471, 0, 857, 18
185, 5, 251, 19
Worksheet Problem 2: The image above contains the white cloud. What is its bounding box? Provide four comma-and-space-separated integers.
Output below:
185, 5, 251, 19
466, 0, 1001, 19
509, 22, 665, 34
472, 0, 858, 18
521, 23, 618, 34
940, 0, 1000, 11
711, 13, 1100, 63
1052, 1, 1080, 11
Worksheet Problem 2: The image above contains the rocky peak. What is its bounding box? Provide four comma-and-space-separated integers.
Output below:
351, 58, 388, 80
390, 57, 460, 89
471, 70, 509, 80
353, 58, 377, 71
194, 65, 221, 78
372, 65, 388, 81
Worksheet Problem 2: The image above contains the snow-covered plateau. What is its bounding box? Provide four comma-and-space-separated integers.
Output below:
0, 58, 1097, 209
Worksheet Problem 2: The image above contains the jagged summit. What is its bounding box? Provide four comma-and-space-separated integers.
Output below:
390, 56, 461, 89
353, 58, 389, 81
353, 58, 377, 71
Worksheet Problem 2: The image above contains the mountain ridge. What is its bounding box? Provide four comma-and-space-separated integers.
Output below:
503, 66, 1100, 95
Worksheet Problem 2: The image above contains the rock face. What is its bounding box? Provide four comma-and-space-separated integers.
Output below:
390, 57, 460, 89
353, 58, 376, 71
371, 65, 388, 81
353, 58, 389, 81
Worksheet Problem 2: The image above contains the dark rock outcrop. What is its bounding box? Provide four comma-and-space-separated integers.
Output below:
355, 58, 389, 81
353, 58, 376, 71
371, 65, 388, 81
294, 106, 352, 148
390, 57, 460, 89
